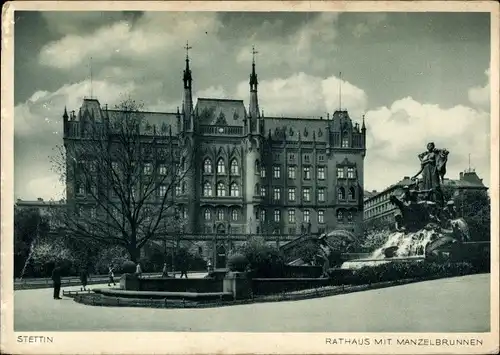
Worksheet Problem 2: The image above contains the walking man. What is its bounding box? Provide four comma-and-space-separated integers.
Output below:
161, 263, 169, 278
108, 265, 116, 286
52, 264, 62, 300
80, 267, 89, 291
179, 259, 188, 279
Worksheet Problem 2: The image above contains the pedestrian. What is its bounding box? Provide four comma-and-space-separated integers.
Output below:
51, 264, 62, 300
108, 265, 116, 286
79, 267, 88, 291
180, 260, 188, 279
135, 262, 143, 278
207, 259, 212, 273
161, 262, 169, 278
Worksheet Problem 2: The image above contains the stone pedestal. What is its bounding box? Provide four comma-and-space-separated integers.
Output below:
120, 274, 140, 291
223, 271, 252, 300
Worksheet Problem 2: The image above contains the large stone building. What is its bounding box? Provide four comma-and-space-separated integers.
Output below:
62, 52, 367, 265
363, 170, 488, 229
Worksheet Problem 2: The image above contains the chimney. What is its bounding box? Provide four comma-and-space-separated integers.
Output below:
403, 176, 410, 180
37, 198, 43, 201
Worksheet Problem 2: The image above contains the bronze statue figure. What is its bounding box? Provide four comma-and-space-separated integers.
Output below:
413, 142, 449, 207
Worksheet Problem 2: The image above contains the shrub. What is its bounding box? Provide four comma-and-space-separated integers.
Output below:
122, 260, 136, 274
227, 253, 248, 272
238, 237, 285, 278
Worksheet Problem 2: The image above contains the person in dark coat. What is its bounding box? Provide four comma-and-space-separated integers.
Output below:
79, 268, 88, 291
179, 259, 188, 279
51, 265, 62, 299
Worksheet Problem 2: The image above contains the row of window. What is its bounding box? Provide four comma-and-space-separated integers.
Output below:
202, 158, 356, 180
203, 208, 327, 224
253, 185, 356, 202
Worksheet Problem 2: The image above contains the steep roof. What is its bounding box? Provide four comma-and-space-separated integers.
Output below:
195, 98, 247, 126
107, 110, 178, 135
263, 117, 329, 143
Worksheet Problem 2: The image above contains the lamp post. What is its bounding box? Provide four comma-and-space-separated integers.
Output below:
172, 206, 180, 276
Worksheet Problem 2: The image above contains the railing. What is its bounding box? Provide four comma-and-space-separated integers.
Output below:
200, 125, 243, 135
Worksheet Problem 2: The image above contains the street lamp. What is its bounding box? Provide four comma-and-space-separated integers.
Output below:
172, 206, 180, 276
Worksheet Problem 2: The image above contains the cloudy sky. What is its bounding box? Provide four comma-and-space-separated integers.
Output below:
14, 11, 491, 200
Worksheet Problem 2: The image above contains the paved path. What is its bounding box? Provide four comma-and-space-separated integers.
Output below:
14, 274, 490, 332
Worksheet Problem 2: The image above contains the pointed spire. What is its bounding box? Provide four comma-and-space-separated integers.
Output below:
249, 45, 258, 91
63, 106, 68, 119
361, 114, 366, 131
183, 41, 193, 89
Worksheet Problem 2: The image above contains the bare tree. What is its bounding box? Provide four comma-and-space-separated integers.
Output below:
52, 99, 195, 262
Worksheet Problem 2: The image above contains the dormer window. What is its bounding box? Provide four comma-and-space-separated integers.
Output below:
342, 135, 349, 148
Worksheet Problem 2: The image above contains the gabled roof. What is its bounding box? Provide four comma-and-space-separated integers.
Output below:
264, 117, 329, 143
195, 98, 247, 126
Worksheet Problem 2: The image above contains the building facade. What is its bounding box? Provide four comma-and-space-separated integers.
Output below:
364, 170, 488, 229
62, 53, 367, 265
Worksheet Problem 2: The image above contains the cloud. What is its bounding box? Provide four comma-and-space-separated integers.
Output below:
235, 13, 340, 71
468, 68, 490, 109
364, 97, 490, 191
351, 13, 388, 38
39, 12, 222, 70
236, 72, 367, 119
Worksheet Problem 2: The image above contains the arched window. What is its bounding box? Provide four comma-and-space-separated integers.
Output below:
203, 182, 212, 197
342, 132, 349, 148
217, 209, 224, 220
230, 160, 239, 175
347, 211, 353, 221
203, 158, 212, 174
217, 182, 226, 197
230, 182, 239, 197
217, 158, 225, 174
204, 208, 211, 220
255, 159, 260, 174
337, 209, 344, 221
338, 187, 346, 200
349, 187, 356, 200
231, 209, 238, 221
255, 183, 260, 196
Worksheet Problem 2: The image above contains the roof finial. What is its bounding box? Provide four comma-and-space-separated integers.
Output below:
185, 41, 192, 61
362, 114, 366, 131
63, 106, 68, 119
338, 71, 342, 111
89, 57, 93, 99
252, 45, 258, 65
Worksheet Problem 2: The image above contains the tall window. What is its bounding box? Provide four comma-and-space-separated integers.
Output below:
255, 160, 260, 174
288, 166, 296, 179
273, 187, 281, 201
260, 186, 266, 197
230, 182, 239, 197
304, 154, 310, 163
260, 209, 266, 222
288, 187, 296, 201
338, 187, 346, 200
230, 160, 239, 175
288, 209, 296, 223
318, 188, 325, 202
77, 183, 85, 195
232, 209, 239, 221
303, 210, 310, 223
159, 184, 167, 196
317, 167, 325, 180
337, 209, 344, 221
182, 206, 188, 219
349, 186, 356, 200
217, 209, 224, 220
260, 166, 266, 178
347, 167, 355, 179
217, 158, 225, 174
181, 181, 186, 193
254, 183, 260, 196
303, 166, 311, 180
217, 182, 226, 197
347, 211, 353, 221
204, 208, 211, 220
337, 167, 344, 178
143, 163, 153, 175
203, 182, 212, 197
204, 158, 212, 173
318, 210, 325, 224
159, 164, 167, 175
90, 207, 96, 219
175, 184, 181, 196
273, 165, 281, 178
274, 209, 281, 222
303, 188, 311, 202
342, 133, 349, 148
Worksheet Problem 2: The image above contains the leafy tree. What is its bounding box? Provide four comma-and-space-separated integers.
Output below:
453, 189, 490, 241
237, 237, 285, 278
52, 98, 196, 262
14, 208, 50, 277
288, 240, 319, 265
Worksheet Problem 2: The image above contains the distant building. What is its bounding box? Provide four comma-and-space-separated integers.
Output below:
15, 198, 66, 230
363, 170, 488, 229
